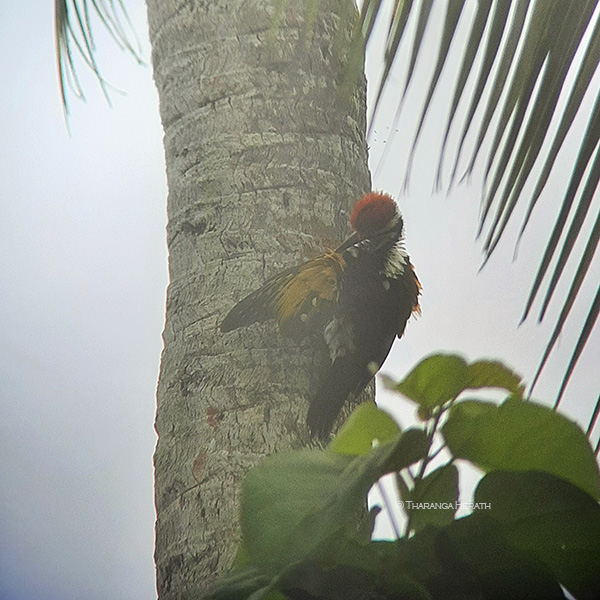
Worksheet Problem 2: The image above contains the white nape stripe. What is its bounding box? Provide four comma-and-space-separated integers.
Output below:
382, 242, 408, 279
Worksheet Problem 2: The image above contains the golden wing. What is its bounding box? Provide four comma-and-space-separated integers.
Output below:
220, 251, 346, 339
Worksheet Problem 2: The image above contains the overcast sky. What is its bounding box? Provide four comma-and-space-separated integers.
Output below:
1, 2, 598, 599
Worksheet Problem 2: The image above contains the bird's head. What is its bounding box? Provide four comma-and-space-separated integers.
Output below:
350, 192, 400, 239
337, 192, 401, 252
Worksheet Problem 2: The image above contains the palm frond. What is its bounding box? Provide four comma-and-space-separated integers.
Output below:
446, 0, 513, 188
369, 0, 414, 131
437, 0, 495, 189
588, 392, 600, 439
400, 0, 434, 101
555, 282, 600, 407
361, 0, 600, 434
55, 0, 142, 116
404, 0, 467, 191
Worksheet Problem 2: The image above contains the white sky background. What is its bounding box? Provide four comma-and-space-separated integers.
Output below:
0, 1, 599, 599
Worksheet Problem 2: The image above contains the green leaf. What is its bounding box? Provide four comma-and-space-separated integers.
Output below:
392, 527, 446, 588
283, 539, 430, 600
240, 429, 428, 572
394, 515, 564, 597
241, 450, 352, 572
328, 403, 400, 456
464, 360, 523, 397
443, 398, 600, 499
437, 513, 565, 599
476, 471, 600, 600
248, 589, 287, 600
407, 464, 459, 533
388, 354, 522, 413
392, 353, 469, 409
206, 564, 273, 600
383, 429, 429, 473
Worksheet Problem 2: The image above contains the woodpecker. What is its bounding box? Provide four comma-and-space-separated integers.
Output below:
220, 192, 421, 438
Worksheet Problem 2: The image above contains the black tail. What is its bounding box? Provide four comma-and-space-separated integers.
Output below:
306, 357, 373, 439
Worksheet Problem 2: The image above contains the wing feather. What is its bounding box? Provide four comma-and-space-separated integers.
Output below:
220, 251, 346, 338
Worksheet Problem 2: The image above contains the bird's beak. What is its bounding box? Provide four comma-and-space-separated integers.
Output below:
335, 230, 360, 252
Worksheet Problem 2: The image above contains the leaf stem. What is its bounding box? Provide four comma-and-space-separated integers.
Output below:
403, 408, 445, 536
375, 480, 402, 540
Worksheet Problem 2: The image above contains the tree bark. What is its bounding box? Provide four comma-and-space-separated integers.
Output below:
147, 1, 370, 597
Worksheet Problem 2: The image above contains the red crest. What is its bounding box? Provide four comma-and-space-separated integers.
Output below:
350, 192, 397, 238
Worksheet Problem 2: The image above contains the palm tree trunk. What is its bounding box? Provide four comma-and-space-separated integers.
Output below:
147, 1, 370, 597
